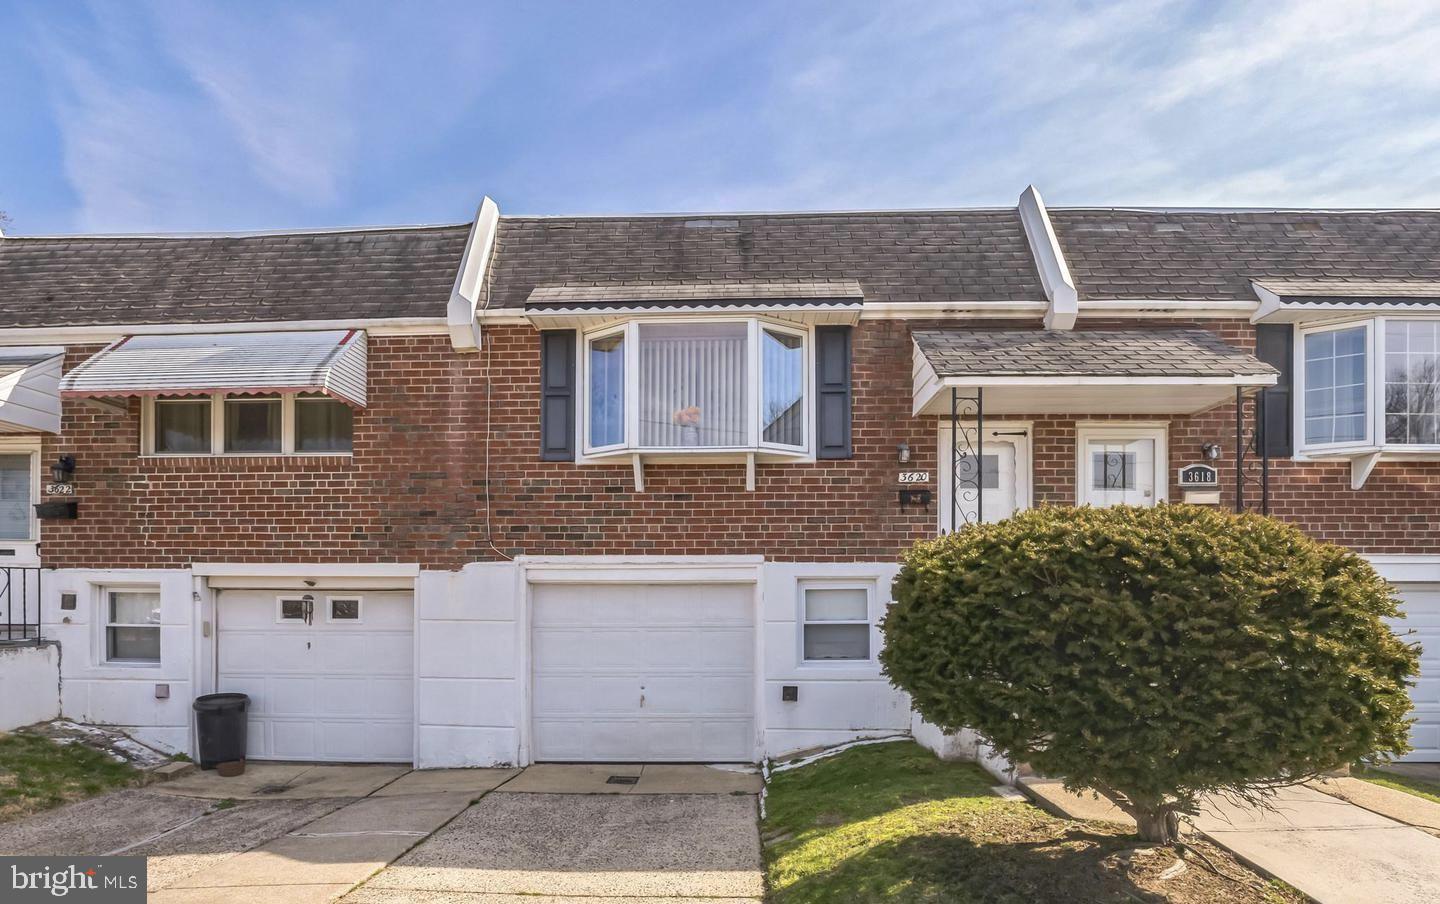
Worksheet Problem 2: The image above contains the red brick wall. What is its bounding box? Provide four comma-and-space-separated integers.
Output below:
36, 320, 1440, 570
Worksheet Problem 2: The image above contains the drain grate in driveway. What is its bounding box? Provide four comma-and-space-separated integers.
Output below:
254, 784, 292, 795
605, 775, 640, 785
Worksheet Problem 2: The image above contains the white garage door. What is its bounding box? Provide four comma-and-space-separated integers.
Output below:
217, 589, 414, 762
531, 583, 755, 762
1393, 584, 1440, 762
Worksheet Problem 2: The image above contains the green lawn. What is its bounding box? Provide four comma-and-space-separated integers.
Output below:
1353, 765, 1440, 806
0, 730, 138, 822
762, 741, 1302, 904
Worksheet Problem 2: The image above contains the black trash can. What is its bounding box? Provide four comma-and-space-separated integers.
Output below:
193, 693, 249, 769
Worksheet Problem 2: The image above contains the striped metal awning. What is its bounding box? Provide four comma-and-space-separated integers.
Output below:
60, 330, 368, 408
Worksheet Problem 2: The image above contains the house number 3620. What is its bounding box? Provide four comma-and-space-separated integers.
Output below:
898, 471, 931, 484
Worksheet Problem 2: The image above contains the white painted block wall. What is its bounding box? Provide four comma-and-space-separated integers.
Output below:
44, 569, 194, 754
0, 642, 60, 729
413, 562, 521, 767
759, 561, 912, 757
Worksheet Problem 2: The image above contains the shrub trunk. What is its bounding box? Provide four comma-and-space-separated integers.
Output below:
1134, 808, 1181, 844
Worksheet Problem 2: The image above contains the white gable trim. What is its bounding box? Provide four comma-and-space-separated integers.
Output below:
448, 197, 500, 353
1018, 185, 1079, 331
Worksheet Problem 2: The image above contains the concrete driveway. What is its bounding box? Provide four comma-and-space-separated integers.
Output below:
0, 763, 764, 904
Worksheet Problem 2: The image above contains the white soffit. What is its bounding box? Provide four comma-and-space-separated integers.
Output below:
1018, 185, 1079, 331
448, 197, 500, 352
60, 330, 368, 408
0, 347, 64, 433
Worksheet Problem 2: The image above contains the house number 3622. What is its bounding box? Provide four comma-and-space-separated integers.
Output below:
898, 471, 931, 484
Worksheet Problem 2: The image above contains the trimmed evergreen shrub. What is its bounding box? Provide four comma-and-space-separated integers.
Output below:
881, 504, 1419, 842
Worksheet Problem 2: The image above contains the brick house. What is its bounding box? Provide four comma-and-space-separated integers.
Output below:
0, 187, 1436, 767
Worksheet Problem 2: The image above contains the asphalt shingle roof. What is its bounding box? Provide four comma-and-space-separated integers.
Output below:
484, 211, 1045, 310
912, 328, 1277, 378
1050, 209, 1440, 302
0, 225, 471, 328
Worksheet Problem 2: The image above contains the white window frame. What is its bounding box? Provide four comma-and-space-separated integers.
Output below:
0, 438, 41, 560
577, 317, 815, 461
1294, 315, 1440, 458
274, 594, 313, 624
98, 584, 162, 668
1074, 423, 1170, 506
798, 580, 875, 666
1296, 319, 1376, 454
141, 392, 354, 457
325, 595, 364, 624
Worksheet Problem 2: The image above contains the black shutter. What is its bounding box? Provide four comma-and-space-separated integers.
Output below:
1255, 324, 1293, 458
815, 325, 853, 459
539, 330, 576, 461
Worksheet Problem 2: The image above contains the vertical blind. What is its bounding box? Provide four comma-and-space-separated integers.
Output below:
639, 323, 749, 447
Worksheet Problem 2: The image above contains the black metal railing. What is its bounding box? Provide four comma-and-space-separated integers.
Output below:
0, 566, 42, 643
1235, 387, 1271, 515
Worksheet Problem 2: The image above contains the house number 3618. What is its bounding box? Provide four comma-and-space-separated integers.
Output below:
898, 471, 931, 484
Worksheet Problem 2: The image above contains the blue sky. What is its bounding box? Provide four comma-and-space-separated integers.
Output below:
4, 0, 1440, 234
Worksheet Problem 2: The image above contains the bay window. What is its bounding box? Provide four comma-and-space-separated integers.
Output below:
581, 318, 810, 456
1299, 317, 1440, 453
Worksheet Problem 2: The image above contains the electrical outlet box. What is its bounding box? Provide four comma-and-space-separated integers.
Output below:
154, 684, 170, 700
781, 685, 798, 702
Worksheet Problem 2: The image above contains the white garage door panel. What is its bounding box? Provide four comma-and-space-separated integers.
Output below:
531, 583, 755, 762
1393, 585, 1440, 762
218, 589, 414, 763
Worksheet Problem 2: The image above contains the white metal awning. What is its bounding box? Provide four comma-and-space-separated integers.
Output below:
0, 347, 65, 433
523, 281, 864, 329
60, 330, 368, 408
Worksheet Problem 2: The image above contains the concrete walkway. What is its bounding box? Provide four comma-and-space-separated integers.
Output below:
1193, 784, 1440, 904
1019, 776, 1440, 904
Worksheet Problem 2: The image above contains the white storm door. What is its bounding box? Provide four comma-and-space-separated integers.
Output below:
530, 582, 755, 762
938, 428, 1028, 531
1391, 585, 1440, 762
1082, 436, 1161, 507
216, 589, 414, 762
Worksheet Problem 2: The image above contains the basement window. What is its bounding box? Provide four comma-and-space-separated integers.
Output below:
800, 584, 872, 663
103, 588, 161, 666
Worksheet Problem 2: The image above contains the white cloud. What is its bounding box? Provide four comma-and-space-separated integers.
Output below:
152, 4, 361, 205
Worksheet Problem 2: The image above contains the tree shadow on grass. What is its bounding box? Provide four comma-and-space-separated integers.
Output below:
773, 828, 1278, 904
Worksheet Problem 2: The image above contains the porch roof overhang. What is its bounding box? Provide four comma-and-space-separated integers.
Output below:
912, 329, 1277, 416
0, 347, 65, 433
1251, 279, 1440, 323
522, 281, 864, 329
59, 329, 368, 408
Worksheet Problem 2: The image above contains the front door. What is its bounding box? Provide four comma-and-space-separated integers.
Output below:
1081, 435, 1161, 507
938, 426, 1029, 531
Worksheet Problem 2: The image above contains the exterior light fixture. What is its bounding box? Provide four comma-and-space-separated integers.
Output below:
897, 442, 911, 464
49, 455, 75, 484
1201, 443, 1221, 461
